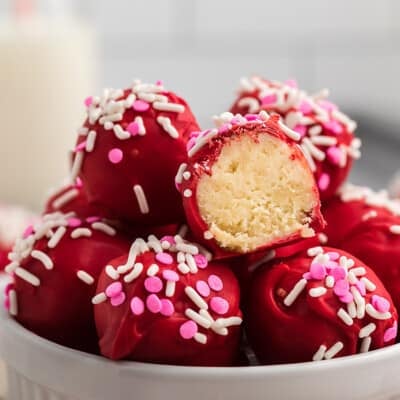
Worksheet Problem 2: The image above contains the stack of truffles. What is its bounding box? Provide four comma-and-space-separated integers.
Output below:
4, 77, 400, 366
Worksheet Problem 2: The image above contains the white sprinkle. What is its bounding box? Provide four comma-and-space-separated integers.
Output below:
31, 250, 53, 270
85, 130, 97, 152
284, 278, 307, 306
175, 163, 187, 185
91, 222, 116, 236
147, 263, 159, 276
362, 210, 378, 221
337, 308, 353, 326
194, 332, 207, 344
248, 250, 276, 273
185, 287, 208, 310
133, 185, 150, 214
92, 292, 107, 305
318, 233, 328, 244
183, 189, 192, 198
153, 101, 185, 113
185, 308, 211, 329
309, 135, 337, 147
124, 262, 144, 283
165, 281, 176, 297
308, 125, 323, 136
351, 286, 366, 319
9, 290, 17, 316
178, 262, 190, 274
360, 336, 372, 353
136, 238, 149, 253
237, 97, 260, 113
124, 93, 136, 107
134, 116, 146, 136
5, 261, 19, 274
302, 137, 326, 161
279, 121, 301, 141
52, 188, 79, 210
71, 228, 92, 239
325, 275, 335, 288
157, 116, 179, 139
70, 151, 84, 183
99, 113, 123, 124
185, 254, 198, 273
361, 277, 376, 292
113, 124, 130, 140
177, 252, 186, 263
15, 267, 40, 286
182, 171, 191, 180
147, 239, 163, 254
347, 301, 357, 318
324, 342, 344, 360
203, 230, 214, 240
214, 316, 242, 328
48, 226, 67, 248
359, 323, 376, 338
351, 267, 366, 277
348, 271, 357, 284
389, 225, 400, 235
200, 309, 215, 323
176, 242, 199, 255
105, 265, 120, 280
365, 303, 391, 320
77, 270, 95, 285
307, 246, 323, 257
309, 287, 327, 297
300, 144, 317, 172
188, 129, 218, 158
312, 345, 327, 361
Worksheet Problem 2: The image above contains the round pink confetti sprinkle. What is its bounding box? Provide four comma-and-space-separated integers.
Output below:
144, 276, 163, 293
355, 280, 366, 296
372, 295, 390, 313
261, 94, 277, 106
179, 320, 198, 339
339, 292, 354, 304
111, 292, 126, 307
208, 274, 223, 291
67, 217, 82, 228
146, 294, 162, 313
105, 282, 123, 298
245, 114, 259, 121
299, 100, 312, 114
127, 122, 139, 136
318, 173, 330, 191
194, 254, 208, 269
23, 225, 34, 239
210, 296, 229, 315
330, 266, 346, 281
160, 236, 175, 245
384, 322, 397, 342
155, 252, 173, 265
327, 251, 340, 261
326, 260, 339, 269
324, 120, 343, 134
130, 297, 144, 315
108, 148, 123, 164
334, 279, 350, 296
309, 263, 327, 280
162, 269, 179, 282
160, 299, 175, 316
75, 141, 86, 152
327, 146, 342, 165
84, 96, 93, 107
132, 100, 150, 112
86, 216, 101, 223
293, 124, 307, 138
196, 280, 210, 297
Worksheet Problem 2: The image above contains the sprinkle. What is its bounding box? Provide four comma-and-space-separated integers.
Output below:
307, 246, 323, 257
196, 281, 210, 297
92, 292, 107, 304
165, 281, 176, 297
124, 262, 144, 283
194, 332, 207, 344
361, 277, 376, 292
105, 282, 122, 297
185, 287, 208, 310
203, 231, 214, 240
325, 275, 335, 288
318, 233, 328, 244
309, 263, 327, 280
133, 185, 150, 214
309, 287, 327, 297
176, 242, 199, 255
76, 270, 95, 285
105, 265, 119, 280
312, 345, 327, 362
183, 189, 192, 198
318, 173, 330, 191
85, 130, 97, 152
302, 137, 326, 161
180, 320, 198, 339
70, 151, 84, 183
337, 308, 353, 326
146, 294, 162, 313
52, 188, 79, 210
210, 296, 229, 315
334, 279, 350, 296
185, 308, 212, 329
214, 316, 242, 328
108, 148, 123, 164
15, 267, 40, 286
389, 225, 400, 235
160, 299, 175, 316
310, 135, 337, 146
162, 269, 179, 281
350, 286, 365, 318
144, 276, 163, 293
9, 290, 17, 316
324, 342, 344, 360
365, 303, 391, 320
127, 121, 140, 136
147, 264, 159, 276
238, 97, 260, 113
132, 99, 150, 112
155, 252, 173, 265
347, 271, 357, 284
362, 210, 378, 221
278, 121, 301, 141
113, 124, 130, 140
71, 228, 92, 239
153, 101, 184, 113
178, 263, 190, 274
360, 336, 372, 353
130, 297, 144, 315
347, 301, 357, 318
359, 323, 376, 338
283, 279, 307, 306
371, 295, 390, 313
327, 146, 343, 166
31, 250, 53, 270
383, 323, 398, 342
111, 292, 126, 307
208, 275, 223, 292
157, 116, 179, 139
134, 116, 146, 135
194, 254, 208, 269
47, 226, 66, 248
175, 163, 187, 185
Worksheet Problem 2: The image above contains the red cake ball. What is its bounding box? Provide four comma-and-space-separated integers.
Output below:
71, 80, 200, 226
323, 183, 400, 246
176, 111, 324, 258
230, 77, 361, 200
246, 246, 398, 364
4, 212, 130, 352
94, 235, 242, 366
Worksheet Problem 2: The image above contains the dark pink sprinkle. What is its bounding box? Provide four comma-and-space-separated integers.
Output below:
318, 100, 338, 112
105, 282, 122, 298
144, 276, 163, 293
245, 114, 259, 121
162, 269, 179, 282
323, 120, 343, 134
293, 124, 307, 138
334, 279, 350, 296
127, 122, 139, 136
230, 117, 241, 125
160, 299, 175, 316
327, 146, 342, 165
339, 292, 354, 304
196, 280, 210, 297
208, 274, 223, 291
318, 173, 331, 191
261, 94, 277, 106
194, 254, 208, 269
111, 292, 126, 307
160, 235, 175, 245
68, 217, 82, 228
218, 124, 231, 134
179, 320, 198, 339
22, 225, 34, 239
384, 322, 397, 342
284, 79, 298, 88
84, 96, 93, 107
75, 141, 87, 152
155, 252, 173, 265
327, 251, 340, 261
309, 263, 327, 280
108, 148, 123, 164
298, 100, 312, 114
354, 280, 366, 296
132, 100, 150, 112
130, 297, 144, 315
303, 272, 312, 280
210, 296, 229, 315
146, 294, 162, 313
4, 297, 9, 311
330, 266, 346, 281
86, 216, 101, 223
372, 295, 390, 313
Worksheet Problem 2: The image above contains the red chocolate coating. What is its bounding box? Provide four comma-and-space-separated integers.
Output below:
5, 213, 130, 352
74, 82, 200, 226
94, 236, 242, 366
177, 113, 325, 259
246, 247, 398, 364
230, 77, 360, 200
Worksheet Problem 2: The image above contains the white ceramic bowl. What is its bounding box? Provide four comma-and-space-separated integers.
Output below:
1, 307, 400, 400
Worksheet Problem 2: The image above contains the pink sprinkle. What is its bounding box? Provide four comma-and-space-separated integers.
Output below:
162, 269, 179, 282
327, 251, 340, 261
179, 320, 198, 339
132, 100, 150, 112
127, 122, 140, 136
299, 100, 312, 114
318, 173, 330, 191
105, 282, 123, 298
210, 296, 229, 315
327, 146, 342, 165
245, 114, 259, 121
67, 217, 82, 228
309, 263, 327, 280
194, 254, 208, 269
160, 236, 175, 245
108, 148, 123, 164
146, 294, 162, 313
261, 94, 277, 106
330, 266, 346, 281
4, 283, 13, 296
334, 279, 350, 296
75, 177, 83, 188
160, 299, 175, 316
372, 295, 390, 313
326, 260, 339, 269
144, 276, 163, 293
156, 80, 163, 86
155, 252, 173, 265
284, 79, 298, 88
86, 216, 101, 223
323, 120, 343, 134
75, 141, 87, 152
218, 123, 231, 134
208, 275, 223, 292
303, 272, 312, 280
22, 225, 34, 239
293, 124, 307, 138
111, 292, 126, 306
355, 280, 366, 296
318, 100, 338, 112
130, 297, 145, 315
186, 137, 197, 151
384, 322, 398, 342
339, 292, 354, 304
196, 280, 210, 297
84, 96, 93, 107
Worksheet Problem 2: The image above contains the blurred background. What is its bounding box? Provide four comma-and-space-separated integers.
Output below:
0, 0, 399, 212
